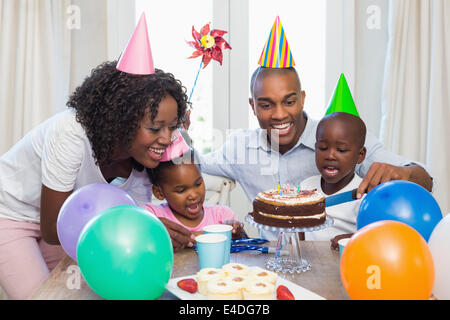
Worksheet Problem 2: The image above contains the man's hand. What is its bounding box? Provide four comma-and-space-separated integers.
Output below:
357, 162, 433, 198
357, 162, 411, 198
158, 217, 195, 251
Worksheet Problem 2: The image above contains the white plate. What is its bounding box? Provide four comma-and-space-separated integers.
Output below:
166, 274, 325, 300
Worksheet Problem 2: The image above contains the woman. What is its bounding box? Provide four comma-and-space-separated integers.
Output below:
0, 61, 191, 299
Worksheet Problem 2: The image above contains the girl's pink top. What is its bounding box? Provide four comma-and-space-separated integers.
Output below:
142, 202, 238, 232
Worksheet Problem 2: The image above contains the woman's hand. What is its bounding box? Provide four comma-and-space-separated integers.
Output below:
181, 109, 191, 131
192, 231, 203, 238
40, 185, 73, 245
158, 217, 196, 250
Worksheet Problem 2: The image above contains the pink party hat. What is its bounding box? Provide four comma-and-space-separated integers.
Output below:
117, 13, 155, 75
161, 129, 190, 162
258, 16, 295, 68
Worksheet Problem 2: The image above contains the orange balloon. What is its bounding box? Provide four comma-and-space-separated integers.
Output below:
340, 220, 434, 300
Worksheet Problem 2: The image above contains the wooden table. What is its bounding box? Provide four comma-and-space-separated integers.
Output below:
30, 241, 349, 300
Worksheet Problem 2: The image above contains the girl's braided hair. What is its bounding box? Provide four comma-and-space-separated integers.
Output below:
67, 61, 189, 166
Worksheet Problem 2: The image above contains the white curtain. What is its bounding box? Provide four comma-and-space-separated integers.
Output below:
0, 0, 71, 154
381, 0, 450, 214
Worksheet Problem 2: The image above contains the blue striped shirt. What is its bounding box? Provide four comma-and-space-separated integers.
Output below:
199, 113, 425, 201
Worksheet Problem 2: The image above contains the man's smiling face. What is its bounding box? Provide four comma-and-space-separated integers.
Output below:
249, 68, 306, 155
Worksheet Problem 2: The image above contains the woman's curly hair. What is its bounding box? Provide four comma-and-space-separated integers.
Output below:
67, 61, 189, 166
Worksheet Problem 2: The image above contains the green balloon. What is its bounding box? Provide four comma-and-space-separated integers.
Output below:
77, 205, 174, 300
325, 73, 360, 117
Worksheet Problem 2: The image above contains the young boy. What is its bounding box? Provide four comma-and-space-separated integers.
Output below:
301, 112, 367, 246
144, 151, 246, 239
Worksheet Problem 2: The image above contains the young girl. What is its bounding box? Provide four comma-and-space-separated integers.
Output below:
144, 152, 246, 242
0, 61, 189, 299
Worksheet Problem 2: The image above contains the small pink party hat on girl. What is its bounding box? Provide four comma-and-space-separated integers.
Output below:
161, 129, 191, 162
117, 13, 155, 75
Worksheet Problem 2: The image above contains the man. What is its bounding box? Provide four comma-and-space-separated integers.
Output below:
198, 66, 433, 240
167, 16, 432, 246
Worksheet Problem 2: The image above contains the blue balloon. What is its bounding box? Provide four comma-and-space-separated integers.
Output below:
357, 180, 442, 241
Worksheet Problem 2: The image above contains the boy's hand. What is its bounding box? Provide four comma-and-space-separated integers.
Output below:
330, 233, 353, 251
222, 220, 247, 239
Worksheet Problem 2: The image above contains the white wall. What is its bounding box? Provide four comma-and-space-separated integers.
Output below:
326, 0, 389, 137
69, 0, 107, 92
69, 0, 135, 93
355, 0, 389, 137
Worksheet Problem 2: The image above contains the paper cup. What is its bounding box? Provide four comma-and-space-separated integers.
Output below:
196, 233, 228, 269
338, 238, 350, 259
203, 224, 233, 264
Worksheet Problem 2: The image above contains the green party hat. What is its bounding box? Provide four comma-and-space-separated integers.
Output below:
325, 73, 360, 117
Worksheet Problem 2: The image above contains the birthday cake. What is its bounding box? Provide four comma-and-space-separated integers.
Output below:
249, 187, 326, 228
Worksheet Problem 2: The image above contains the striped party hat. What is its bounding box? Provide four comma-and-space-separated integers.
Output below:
258, 16, 295, 68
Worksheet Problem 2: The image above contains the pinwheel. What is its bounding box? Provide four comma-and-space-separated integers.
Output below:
188, 22, 232, 68
187, 22, 232, 101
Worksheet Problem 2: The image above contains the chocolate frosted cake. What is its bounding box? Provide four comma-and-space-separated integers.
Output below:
249, 188, 326, 228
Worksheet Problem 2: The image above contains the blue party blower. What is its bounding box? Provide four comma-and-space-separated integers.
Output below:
230, 245, 289, 255
325, 188, 359, 207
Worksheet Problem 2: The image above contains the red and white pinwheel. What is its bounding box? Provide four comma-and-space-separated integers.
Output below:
187, 23, 232, 68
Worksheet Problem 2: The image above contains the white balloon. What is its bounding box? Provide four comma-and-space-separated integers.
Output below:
428, 214, 450, 300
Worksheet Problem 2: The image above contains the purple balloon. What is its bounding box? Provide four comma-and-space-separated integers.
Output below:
57, 183, 136, 261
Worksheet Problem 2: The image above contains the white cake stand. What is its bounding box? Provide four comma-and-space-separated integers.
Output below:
245, 214, 334, 274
